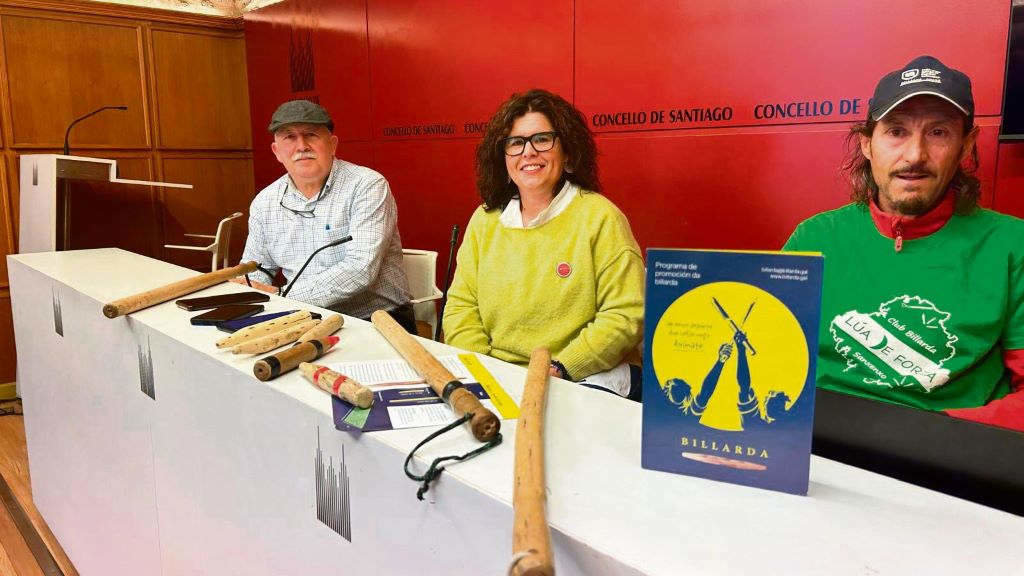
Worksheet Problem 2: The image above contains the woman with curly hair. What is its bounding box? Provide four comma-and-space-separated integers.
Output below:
442, 89, 645, 399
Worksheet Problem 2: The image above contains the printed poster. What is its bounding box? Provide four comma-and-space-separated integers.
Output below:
642, 249, 823, 494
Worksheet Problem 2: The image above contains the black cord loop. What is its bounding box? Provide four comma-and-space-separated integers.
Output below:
403, 413, 503, 500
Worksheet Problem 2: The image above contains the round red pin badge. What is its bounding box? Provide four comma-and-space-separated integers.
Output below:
556, 262, 572, 278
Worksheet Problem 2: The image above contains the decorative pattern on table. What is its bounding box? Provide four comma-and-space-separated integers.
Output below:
315, 426, 351, 541
51, 286, 63, 337
137, 336, 155, 400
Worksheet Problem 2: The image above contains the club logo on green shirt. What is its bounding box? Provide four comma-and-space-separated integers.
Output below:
831, 295, 959, 391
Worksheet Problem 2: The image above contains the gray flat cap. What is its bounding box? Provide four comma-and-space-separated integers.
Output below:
267, 99, 334, 133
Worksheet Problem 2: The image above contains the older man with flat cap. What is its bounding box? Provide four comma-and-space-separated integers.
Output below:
784, 55, 1024, 431
240, 99, 415, 332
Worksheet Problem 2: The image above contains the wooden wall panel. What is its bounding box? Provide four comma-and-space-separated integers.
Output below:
4, 155, 15, 248
66, 155, 158, 256
160, 156, 253, 269
0, 292, 13, 383
151, 30, 251, 149
0, 1, 251, 386
0, 83, 9, 371
0, 156, 8, 286
2, 15, 149, 148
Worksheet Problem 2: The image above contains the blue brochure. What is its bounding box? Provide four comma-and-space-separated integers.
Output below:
641, 249, 823, 495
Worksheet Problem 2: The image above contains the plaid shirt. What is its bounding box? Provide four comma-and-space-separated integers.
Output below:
241, 159, 410, 318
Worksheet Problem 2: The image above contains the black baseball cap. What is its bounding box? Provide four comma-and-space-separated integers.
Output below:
868, 55, 974, 121
267, 99, 334, 133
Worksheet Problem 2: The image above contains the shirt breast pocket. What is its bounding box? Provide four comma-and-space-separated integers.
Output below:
314, 218, 351, 247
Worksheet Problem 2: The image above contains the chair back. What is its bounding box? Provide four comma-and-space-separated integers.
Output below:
213, 212, 244, 270
401, 249, 443, 338
402, 249, 439, 301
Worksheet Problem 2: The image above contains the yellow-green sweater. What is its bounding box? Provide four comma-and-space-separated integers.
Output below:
443, 189, 645, 380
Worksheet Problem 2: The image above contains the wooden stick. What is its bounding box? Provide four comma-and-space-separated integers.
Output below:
230, 318, 319, 355
511, 348, 554, 576
296, 313, 344, 343
299, 362, 373, 408
215, 310, 313, 349
253, 336, 340, 381
102, 261, 260, 318
370, 310, 500, 442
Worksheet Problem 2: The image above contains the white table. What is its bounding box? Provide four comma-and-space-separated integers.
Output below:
8, 248, 1023, 576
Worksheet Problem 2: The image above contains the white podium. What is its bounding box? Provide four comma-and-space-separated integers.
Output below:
7, 249, 1024, 575
18, 154, 191, 254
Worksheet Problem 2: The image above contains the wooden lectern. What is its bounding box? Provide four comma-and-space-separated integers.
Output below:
18, 154, 192, 254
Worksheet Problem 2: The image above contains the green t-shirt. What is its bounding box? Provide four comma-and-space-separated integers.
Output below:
784, 203, 1024, 411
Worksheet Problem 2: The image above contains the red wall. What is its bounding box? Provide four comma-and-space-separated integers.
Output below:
244, 1, 1019, 273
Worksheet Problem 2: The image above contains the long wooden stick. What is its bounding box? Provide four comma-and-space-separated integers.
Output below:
102, 261, 260, 318
511, 348, 554, 576
370, 310, 500, 442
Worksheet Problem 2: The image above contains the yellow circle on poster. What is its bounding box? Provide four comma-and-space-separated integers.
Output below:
652, 281, 808, 431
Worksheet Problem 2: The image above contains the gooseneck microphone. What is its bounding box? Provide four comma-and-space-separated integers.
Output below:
434, 224, 460, 341
281, 235, 353, 297
63, 105, 128, 155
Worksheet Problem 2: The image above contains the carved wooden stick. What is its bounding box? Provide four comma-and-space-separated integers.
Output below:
102, 261, 260, 318
370, 310, 500, 442
231, 318, 319, 355
253, 336, 340, 381
511, 348, 554, 576
296, 313, 344, 342
216, 310, 313, 349
299, 362, 373, 408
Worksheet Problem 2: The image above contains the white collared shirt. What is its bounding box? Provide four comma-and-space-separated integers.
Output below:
499, 180, 576, 229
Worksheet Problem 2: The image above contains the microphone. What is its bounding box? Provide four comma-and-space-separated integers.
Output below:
63, 105, 128, 155
434, 224, 460, 341
281, 235, 353, 297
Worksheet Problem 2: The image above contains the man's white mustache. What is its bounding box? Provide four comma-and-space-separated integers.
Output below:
292, 151, 318, 161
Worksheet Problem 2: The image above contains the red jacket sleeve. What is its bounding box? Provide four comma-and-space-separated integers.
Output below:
945, 350, 1024, 432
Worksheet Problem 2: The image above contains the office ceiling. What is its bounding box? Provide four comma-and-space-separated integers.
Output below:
85, 0, 283, 17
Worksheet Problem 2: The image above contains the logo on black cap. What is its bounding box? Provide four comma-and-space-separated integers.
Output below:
868, 55, 973, 121
899, 67, 942, 86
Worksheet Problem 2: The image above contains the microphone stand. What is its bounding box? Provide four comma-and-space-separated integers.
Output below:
281, 235, 353, 297
63, 105, 128, 156
59, 105, 128, 250
434, 224, 459, 341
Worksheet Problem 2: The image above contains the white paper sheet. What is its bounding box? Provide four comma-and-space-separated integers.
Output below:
325, 355, 470, 387
385, 399, 499, 429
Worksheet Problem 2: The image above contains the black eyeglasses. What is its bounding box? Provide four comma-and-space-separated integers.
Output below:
279, 184, 325, 218
502, 131, 558, 156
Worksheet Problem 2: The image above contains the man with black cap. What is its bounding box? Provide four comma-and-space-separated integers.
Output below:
240, 99, 416, 333
784, 55, 1024, 431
